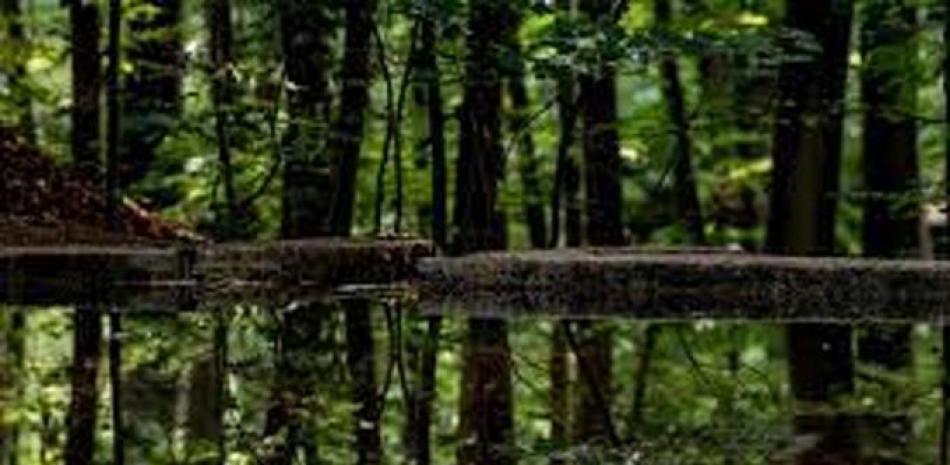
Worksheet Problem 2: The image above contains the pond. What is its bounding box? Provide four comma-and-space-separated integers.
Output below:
0, 241, 946, 465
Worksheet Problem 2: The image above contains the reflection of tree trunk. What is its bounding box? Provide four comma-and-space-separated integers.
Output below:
263, 307, 325, 465
65, 311, 103, 465
186, 313, 226, 465
344, 300, 381, 465
766, 1, 856, 463
857, 1, 918, 461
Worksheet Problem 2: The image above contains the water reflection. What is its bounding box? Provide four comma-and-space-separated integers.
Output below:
0, 294, 941, 464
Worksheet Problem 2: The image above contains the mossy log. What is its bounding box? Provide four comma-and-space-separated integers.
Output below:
416, 249, 950, 322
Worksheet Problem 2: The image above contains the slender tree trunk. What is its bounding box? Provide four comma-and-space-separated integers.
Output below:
405, 6, 447, 465
344, 300, 381, 465
572, 0, 624, 447
454, 1, 513, 464
65, 3, 103, 464
330, 0, 376, 236
121, 0, 182, 187
502, 6, 546, 249
655, 0, 705, 245
209, 0, 239, 238
766, 1, 856, 463
857, 2, 918, 462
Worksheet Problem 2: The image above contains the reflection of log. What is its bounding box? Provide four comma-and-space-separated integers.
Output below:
417, 250, 950, 321
0, 239, 433, 307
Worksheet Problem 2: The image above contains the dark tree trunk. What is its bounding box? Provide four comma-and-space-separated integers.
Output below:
655, 0, 705, 245
858, 1, 918, 461
454, 1, 513, 464
121, 0, 182, 187
65, 4, 103, 464
279, 0, 333, 239
502, 7, 546, 249
405, 5, 446, 465
69, 0, 101, 179
330, 0, 376, 236
765, 1, 856, 463
208, 0, 239, 238
344, 300, 381, 465
267, 2, 335, 463
573, 0, 623, 447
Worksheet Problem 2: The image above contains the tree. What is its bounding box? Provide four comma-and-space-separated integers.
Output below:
502, 4, 546, 250
572, 0, 625, 446
0, 0, 33, 139
64, 2, 103, 465
265, 1, 335, 463
766, 0, 856, 462
858, 0, 919, 460
454, 0, 513, 464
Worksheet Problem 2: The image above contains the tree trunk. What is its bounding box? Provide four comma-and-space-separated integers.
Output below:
65, 3, 103, 464
858, 1, 918, 461
69, 0, 101, 179
454, 1, 513, 464
655, 0, 705, 245
330, 0, 376, 236
267, 1, 335, 463
573, 0, 624, 447
502, 6, 546, 250
404, 5, 446, 465
279, 0, 333, 239
208, 0, 239, 238
765, 1, 856, 463
121, 0, 182, 187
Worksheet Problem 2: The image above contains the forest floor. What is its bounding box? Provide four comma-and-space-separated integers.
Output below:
0, 128, 192, 245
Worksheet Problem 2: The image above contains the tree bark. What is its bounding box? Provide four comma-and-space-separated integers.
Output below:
279, 0, 333, 239
765, 1, 856, 462
454, 1, 513, 464
65, 4, 103, 464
